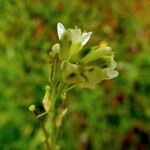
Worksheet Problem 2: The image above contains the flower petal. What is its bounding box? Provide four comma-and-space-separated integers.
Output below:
71, 29, 82, 43
81, 32, 92, 46
57, 22, 65, 39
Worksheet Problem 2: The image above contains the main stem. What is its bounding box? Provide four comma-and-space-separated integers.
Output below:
33, 110, 51, 150
49, 57, 60, 150
48, 56, 71, 149
50, 84, 56, 149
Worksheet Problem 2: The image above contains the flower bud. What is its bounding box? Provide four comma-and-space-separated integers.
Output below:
43, 99, 51, 112
52, 43, 60, 54
29, 105, 36, 112
55, 108, 67, 127
43, 85, 51, 112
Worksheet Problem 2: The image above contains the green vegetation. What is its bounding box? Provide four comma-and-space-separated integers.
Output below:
0, 0, 149, 150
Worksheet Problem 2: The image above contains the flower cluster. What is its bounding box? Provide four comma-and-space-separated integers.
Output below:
50, 23, 118, 88
29, 23, 119, 150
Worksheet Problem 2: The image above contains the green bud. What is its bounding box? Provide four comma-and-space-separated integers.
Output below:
29, 105, 36, 112
45, 85, 50, 91
43, 99, 51, 112
43, 85, 51, 112
80, 47, 113, 64
52, 43, 60, 54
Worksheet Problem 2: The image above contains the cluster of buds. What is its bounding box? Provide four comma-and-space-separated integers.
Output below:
50, 23, 118, 88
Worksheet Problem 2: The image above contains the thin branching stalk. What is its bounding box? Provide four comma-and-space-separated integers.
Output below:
32, 109, 51, 150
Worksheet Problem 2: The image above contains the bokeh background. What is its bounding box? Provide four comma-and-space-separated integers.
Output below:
0, 0, 149, 150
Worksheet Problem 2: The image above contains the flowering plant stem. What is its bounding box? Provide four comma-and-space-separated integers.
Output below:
30, 58, 67, 150
31, 109, 51, 150
47, 56, 68, 150
29, 22, 118, 150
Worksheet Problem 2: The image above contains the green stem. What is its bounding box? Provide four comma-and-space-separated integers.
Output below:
48, 56, 69, 149
49, 82, 57, 149
33, 110, 51, 150
36, 112, 48, 119
66, 85, 76, 92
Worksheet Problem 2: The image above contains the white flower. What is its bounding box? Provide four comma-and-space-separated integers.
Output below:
57, 22, 92, 46
54, 22, 119, 87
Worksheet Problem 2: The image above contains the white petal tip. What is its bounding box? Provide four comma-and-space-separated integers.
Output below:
57, 22, 65, 39
82, 31, 92, 46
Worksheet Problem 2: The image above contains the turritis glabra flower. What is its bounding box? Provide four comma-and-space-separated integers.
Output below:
29, 23, 119, 150
50, 23, 119, 88
53, 23, 92, 61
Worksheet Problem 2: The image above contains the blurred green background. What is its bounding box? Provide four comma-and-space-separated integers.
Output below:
0, 0, 149, 150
